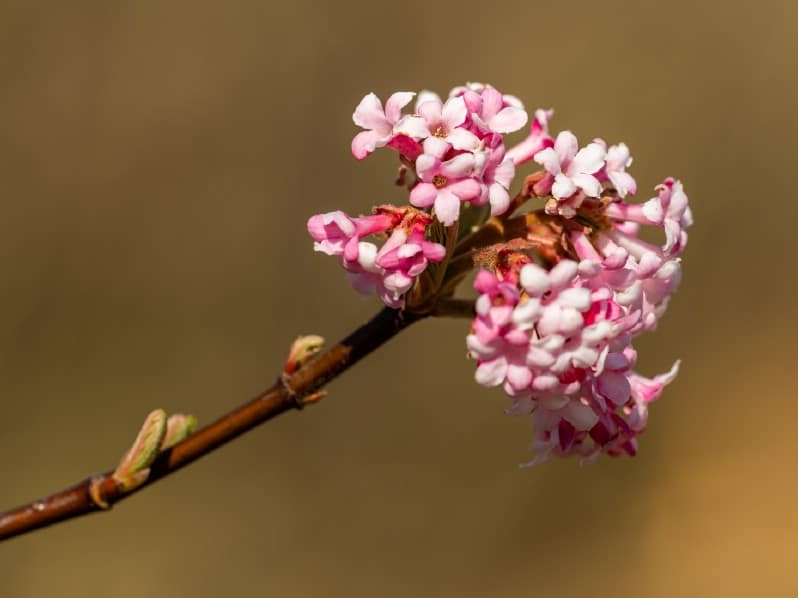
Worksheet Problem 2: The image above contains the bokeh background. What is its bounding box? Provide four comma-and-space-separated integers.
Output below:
0, 1, 795, 596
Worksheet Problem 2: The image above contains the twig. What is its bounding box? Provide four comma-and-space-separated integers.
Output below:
0, 307, 423, 542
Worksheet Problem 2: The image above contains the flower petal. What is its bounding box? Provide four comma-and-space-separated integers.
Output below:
608, 171, 637, 198
441, 96, 467, 128
488, 183, 510, 216
480, 87, 503, 120
475, 357, 508, 387
409, 182, 438, 208
554, 131, 579, 162
415, 153, 439, 181
489, 106, 528, 134
415, 90, 442, 111
570, 142, 606, 174
446, 127, 480, 150
571, 173, 602, 197
394, 115, 430, 139
384, 91, 415, 123
641, 197, 665, 224
418, 99, 443, 125
533, 147, 562, 175
520, 264, 551, 295
352, 93, 386, 130
351, 130, 385, 160
493, 157, 516, 188
434, 189, 462, 226
551, 173, 577, 199
440, 153, 475, 178
447, 178, 481, 200
598, 372, 632, 405
548, 260, 578, 289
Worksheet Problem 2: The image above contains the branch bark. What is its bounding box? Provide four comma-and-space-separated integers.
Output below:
0, 307, 423, 542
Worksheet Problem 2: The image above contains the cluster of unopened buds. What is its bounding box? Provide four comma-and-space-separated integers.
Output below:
308, 83, 693, 465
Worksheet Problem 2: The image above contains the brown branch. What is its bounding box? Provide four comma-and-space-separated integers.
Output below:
0, 306, 424, 542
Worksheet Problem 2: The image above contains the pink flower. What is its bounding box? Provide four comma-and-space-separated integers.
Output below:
465, 87, 528, 135
343, 241, 404, 308
448, 82, 524, 111
307, 210, 399, 260
604, 178, 692, 257
595, 140, 637, 198
395, 95, 480, 152
512, 261, 618, 383
409, 153, 481, 226
592, 358, 680, 458
307, 211, 359, 258
466, 255, 683, 464
570, 227, 682, 338
642, 178, 693, 256
534, 131, 606, 200
467, 271, 532, 395
559, 178, 693, 336
307, 207, 444, 308
515, 350, 680, 464
375, 218, 446, 295
474, 137, 516, 216
351, 91, 415, 159
318, 84, 692, 464
472, 270, 522, 344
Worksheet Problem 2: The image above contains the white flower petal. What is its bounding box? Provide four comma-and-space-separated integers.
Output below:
552, 173, 577, 199
475, 357, 508, 387
570, 142, 606, 175
520, 263, 551, 295
394, 115, 430, 139
352, 92, 387, 130
384, 91, 415, 123
571, 173, 602, 197
441, 96, 467, 128
554, 131, 578, 162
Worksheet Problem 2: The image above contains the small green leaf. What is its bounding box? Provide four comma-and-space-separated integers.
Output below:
160, 414, 197, 450
113, 409, 168, 491
284, 335, 325, 374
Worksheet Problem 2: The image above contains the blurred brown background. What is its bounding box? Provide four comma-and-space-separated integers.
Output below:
0, 1, 795, 596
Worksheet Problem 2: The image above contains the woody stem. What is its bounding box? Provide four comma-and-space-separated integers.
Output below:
0, 306, 424, 542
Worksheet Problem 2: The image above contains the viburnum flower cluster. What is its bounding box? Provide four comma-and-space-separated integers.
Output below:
307, 82, 692, 464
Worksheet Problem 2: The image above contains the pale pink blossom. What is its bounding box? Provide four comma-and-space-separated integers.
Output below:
448, 82, 524, 111
307, 211, 359, 258
328, 84, 693, 463
375, 220, 446, 295
474, 137, 516, 216
468, 257, 684, 464
343, 242, 403, 308
307, 210, 398, 260
643, 178, 693, 256
471, 270, 523, 344
409, 153, 481, 226
465, 87, 528, 135
604, 178, 692, 256
534, 131, 606, 200
515, 352, 680, 463
351, 91, 415, 159
595, 140, 637, 198
513, 261, 618, 383
307, 207, 444, 308
570, 226, 682, 337
467, 271, 532, 395
395, 95, 480, 151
